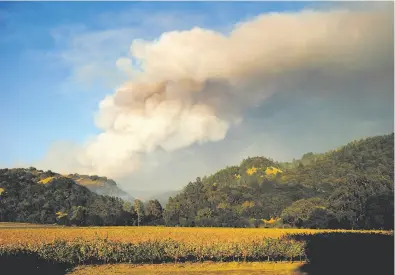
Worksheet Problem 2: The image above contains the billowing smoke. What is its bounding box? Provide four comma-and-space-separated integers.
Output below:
38, 7, 393, 179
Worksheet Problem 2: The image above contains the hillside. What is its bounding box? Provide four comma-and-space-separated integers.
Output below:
66, 174, 134, 202
0, 168, 137, 225
163, 134, 394, 229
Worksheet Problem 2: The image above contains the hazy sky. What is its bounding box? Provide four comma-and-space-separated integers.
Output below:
1, 2, 393, 193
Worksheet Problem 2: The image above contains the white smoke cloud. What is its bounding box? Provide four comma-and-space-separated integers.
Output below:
37, 7, 393, 179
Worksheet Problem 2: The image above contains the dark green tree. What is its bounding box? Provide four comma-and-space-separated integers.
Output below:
145, 199, 163, 225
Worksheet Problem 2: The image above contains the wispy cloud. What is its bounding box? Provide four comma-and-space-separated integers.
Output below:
49, 8, 211, 93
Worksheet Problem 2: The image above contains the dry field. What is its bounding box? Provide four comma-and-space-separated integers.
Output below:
0, 222, 59, 228
69, 262, 304, 275
0, 223, 392, 275
0, 223, 390, 246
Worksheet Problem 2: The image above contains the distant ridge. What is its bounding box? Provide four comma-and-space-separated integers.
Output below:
66, 174, 135, 202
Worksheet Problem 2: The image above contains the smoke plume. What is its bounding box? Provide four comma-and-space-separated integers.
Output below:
38, 7, 393, 179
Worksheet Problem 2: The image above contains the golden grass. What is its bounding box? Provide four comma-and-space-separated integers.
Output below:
69, 262, 305, 275
39, 176, 55, 184
0, 226, 391, 247
74, 178, 105, 187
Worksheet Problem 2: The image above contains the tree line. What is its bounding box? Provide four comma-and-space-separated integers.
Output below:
0, 133, 393, 229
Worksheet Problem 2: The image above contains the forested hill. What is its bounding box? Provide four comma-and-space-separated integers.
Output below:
0, 134, 393, 229
163, 133, 394, 229
0, 168, 138, 225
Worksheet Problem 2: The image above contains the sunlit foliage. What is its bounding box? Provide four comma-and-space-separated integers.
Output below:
265, 167, 283, 176
246, 167, 257, 175
56, 212, 68, 218
263, 217, 281, 225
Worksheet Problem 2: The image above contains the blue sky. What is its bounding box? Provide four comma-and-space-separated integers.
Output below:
0, 2, 393, 192
0, 2, 311, 166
